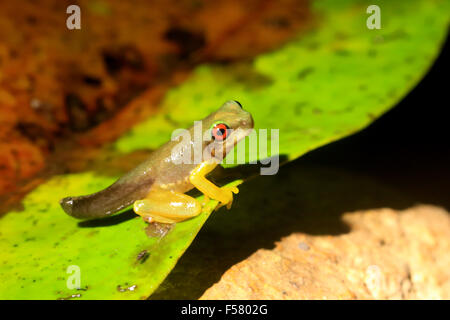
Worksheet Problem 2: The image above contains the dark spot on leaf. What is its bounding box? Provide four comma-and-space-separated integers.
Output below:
372, 35, 385, 44
344, 106, 354, 112
164, 27, 206, 59
86, 230, 99, 237
26, 15, 37, 25
15, 122, 47, 142
368, 49, 377, 57
384, 29, 409, 41
306, 42, 319, 51
231, 64, 273, 89
136, 250, 150, 264
335, 49, 351, 56
58, 293, 82, 300
335, 32, 348, 40
164, 114, 183, 127
65, 93, 90, 132
102, 45, 144, 75
294, 102, 308, 114
265, 16, 291, 28
405, 56, 415, 63
77, 286, 89, 291
297, 67, 314, 79
117, 284, 137, 292
82, 75, 102, 87
388, 89, 397, 98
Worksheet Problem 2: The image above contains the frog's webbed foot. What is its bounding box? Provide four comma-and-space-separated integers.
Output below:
145, 222, 174, 238
214, 185, 239, 211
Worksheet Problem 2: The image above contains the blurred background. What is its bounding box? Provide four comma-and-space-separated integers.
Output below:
0, 0, 448, 299
0, 0, 311, 211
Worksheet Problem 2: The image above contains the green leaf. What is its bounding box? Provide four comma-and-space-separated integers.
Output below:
0, 173, 241, 299
0, 0, 448, 299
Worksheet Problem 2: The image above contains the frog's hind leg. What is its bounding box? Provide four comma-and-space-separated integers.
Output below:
133, 188, 202, 224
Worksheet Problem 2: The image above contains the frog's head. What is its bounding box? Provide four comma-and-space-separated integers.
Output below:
202, 100, 254, 161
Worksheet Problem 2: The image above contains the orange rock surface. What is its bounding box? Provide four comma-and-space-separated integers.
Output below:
201, 206, 450, 299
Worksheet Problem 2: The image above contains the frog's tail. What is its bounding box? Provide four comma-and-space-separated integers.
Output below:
60, 175, 154, 220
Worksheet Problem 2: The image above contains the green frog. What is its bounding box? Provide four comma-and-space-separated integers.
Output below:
60, 100, 254, 224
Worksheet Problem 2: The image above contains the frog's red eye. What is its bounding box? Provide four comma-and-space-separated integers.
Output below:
211, 123, 230, 141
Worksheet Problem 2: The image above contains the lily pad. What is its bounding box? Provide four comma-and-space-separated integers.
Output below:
0, 0, 448, 299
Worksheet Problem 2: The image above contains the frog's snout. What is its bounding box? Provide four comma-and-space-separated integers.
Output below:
240, 113, 254, 129
60, 197, 74, 215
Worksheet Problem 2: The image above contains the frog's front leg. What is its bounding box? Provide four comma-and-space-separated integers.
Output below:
133, 188, 202, 224
189, 160, 239, 210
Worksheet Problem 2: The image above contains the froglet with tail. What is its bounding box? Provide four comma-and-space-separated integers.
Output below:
60, 100, 254, 224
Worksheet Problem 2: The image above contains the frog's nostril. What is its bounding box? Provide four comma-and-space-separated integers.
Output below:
241, 115, 254, 128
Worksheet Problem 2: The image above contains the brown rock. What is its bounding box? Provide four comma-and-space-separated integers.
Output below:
200, 205, 450, 299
